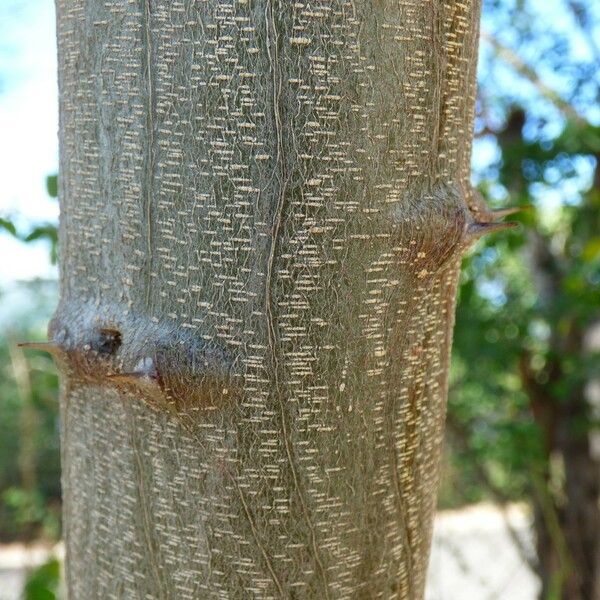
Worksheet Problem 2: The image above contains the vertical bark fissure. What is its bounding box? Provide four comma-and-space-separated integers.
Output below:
384, 298, 429, 597
141, 0, 155, 310
231, 475, 286, 597
430, 1, 445, 176
387, 400, 415, 599
129, 418, 168, 599
263, 1, 331, 594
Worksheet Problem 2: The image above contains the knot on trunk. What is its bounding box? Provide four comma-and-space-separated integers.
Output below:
28, 302, 236, 416
383, 182, 518, 281
384, 183, 466, 280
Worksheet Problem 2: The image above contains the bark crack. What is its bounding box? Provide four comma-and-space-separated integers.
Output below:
141, 0, 155, 310
232, 476, 286, 597
263, 2, 330, 596
129, 415, 168, 599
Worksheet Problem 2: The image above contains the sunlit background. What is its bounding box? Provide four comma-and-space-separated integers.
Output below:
0, 1, 599, 599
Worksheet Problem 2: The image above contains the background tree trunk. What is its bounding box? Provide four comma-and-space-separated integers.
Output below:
522, 231, 600, 600
54, 1, 483, 597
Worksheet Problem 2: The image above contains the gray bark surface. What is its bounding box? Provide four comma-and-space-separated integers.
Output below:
53, 1, 484, 597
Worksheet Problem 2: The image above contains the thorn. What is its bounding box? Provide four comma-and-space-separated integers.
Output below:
487, 206, 529, 220
466, 221, 518, 241
470, 188, 532, 222
472, 205, 531, 222
18, 341, 62, 356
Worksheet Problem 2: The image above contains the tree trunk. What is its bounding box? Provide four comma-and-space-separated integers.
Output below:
53, 1, 485, 597
522, 231, 600, 600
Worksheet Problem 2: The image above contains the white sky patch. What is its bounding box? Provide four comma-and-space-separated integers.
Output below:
0, 0, 58, 284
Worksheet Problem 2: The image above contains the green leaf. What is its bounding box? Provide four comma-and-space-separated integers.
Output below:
24, 226, 58, 244
582, 238, 600, 262
22, 224, 59, 263
23, 558, 60, 600
46, 175, 58, 198
0, 217, 17, 237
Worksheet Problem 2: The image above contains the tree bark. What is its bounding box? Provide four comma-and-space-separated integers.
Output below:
53, 1, 484, 597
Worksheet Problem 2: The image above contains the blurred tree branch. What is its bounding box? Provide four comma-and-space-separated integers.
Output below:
482, 31, 584, 123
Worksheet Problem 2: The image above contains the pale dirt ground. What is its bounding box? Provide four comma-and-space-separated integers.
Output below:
0, 503, 539, 600
426, 503, 539, 600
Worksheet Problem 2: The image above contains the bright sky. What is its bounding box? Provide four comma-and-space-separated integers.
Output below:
0, 0, 58, 284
